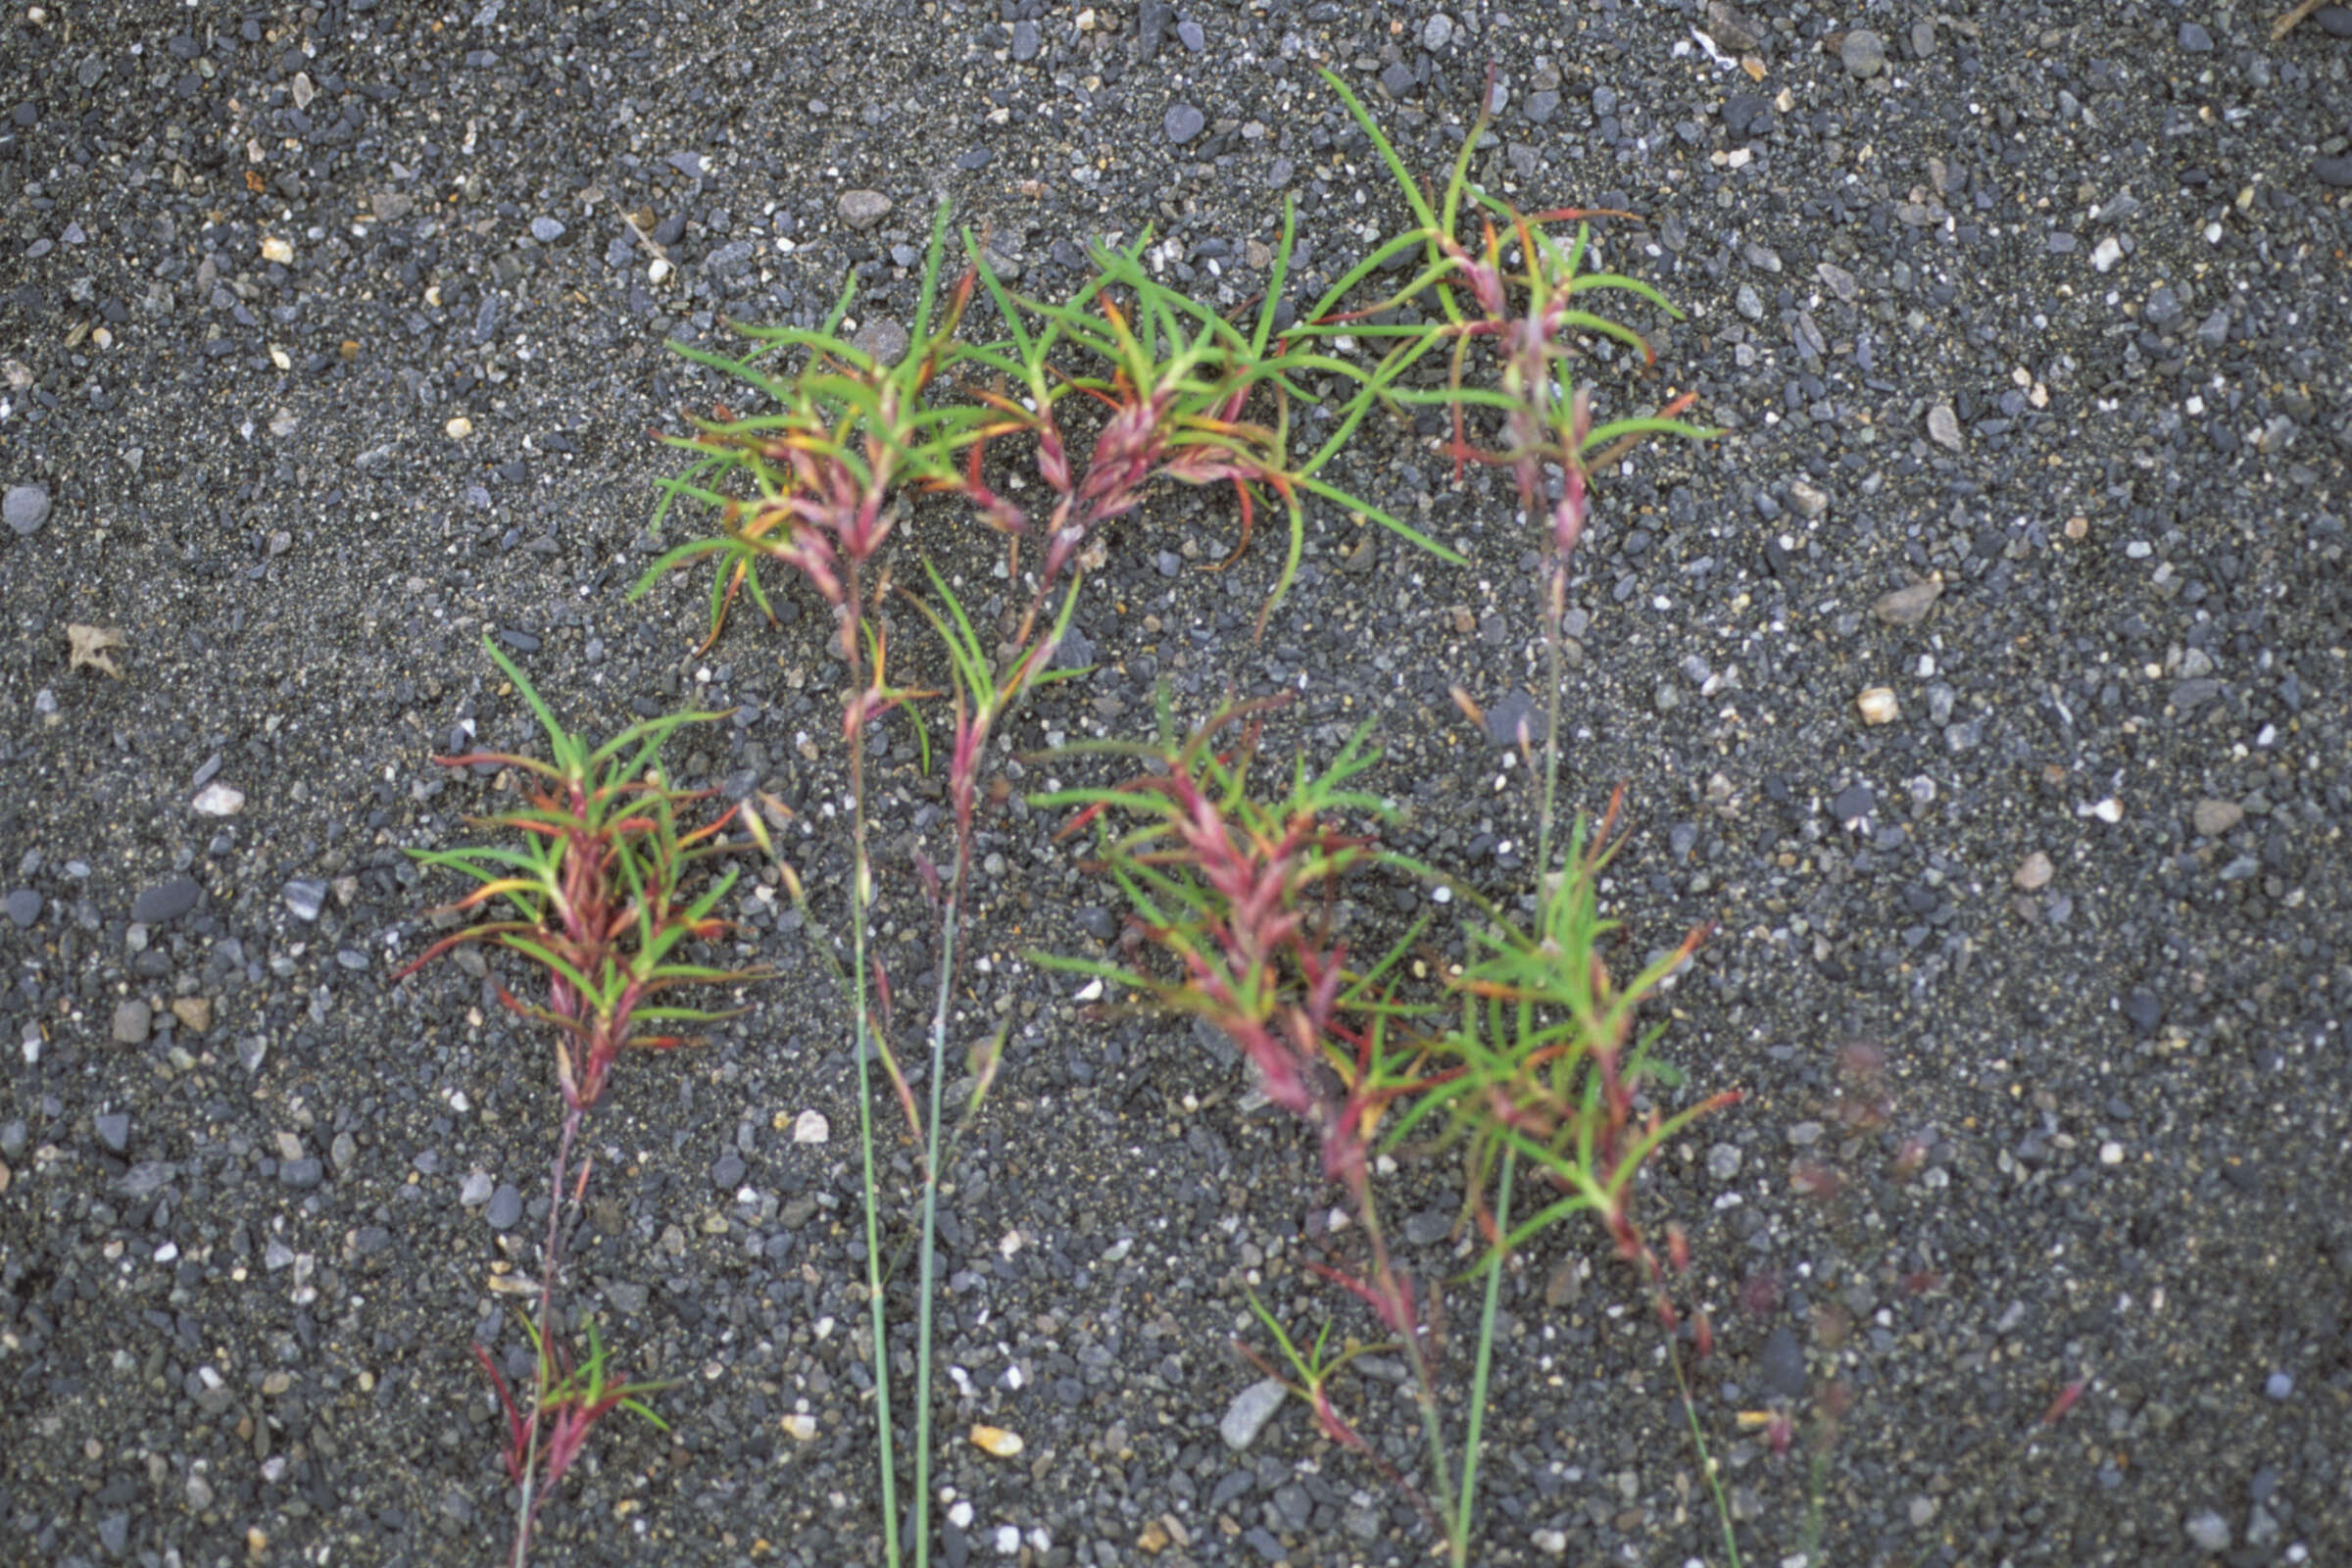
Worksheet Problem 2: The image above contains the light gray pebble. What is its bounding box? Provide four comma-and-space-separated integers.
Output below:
1421, 12, 1452, 50
1707, 1144, 1741, 1180
1163, 103, 1204, 145
1176, 19, 1205, 52
837, 189, 893, 229
2183, 1509, 2230, 1551
1221, 1377, 1287, 1449
529, 217, 565, 243
851, 318, 909, 367
283, 879, 327, 921
1839, 28, 1886, 77
5, 888, 41, 928
112, 1000, 152, 1045
460, 1170, 496, 1207
4, 483, 49, 536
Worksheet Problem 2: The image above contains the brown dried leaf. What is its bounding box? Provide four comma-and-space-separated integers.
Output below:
68, 623, 126, 678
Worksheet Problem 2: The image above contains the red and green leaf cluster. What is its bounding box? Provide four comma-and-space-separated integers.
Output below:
473, 1310, 673, 1493
632, 202, 996, 654
1034, 693, 1445, 1198
392, 635, 774, 1115
1386, 787, 1740, 1277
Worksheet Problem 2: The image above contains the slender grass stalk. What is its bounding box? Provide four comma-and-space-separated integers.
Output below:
838, 558, 904, 1567
1454, 1147, 1512, 1557
1669, 1332, 1743, 1568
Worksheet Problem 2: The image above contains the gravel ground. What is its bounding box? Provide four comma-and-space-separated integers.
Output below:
4, 1, 2351, 1565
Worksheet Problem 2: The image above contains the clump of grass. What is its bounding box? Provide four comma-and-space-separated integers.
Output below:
953, 209, 1462, 640
1032, 64, 1730, 1565
392, 634, 775, 1567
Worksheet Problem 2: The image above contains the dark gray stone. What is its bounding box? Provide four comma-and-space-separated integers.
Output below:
130, 876, 200, 924
3, 888, 38, 928
1758, 1325, 1807, 1396
94, 1111, 130, 1153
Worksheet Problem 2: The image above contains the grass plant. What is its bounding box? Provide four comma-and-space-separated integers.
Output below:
392, 635, 775, 1566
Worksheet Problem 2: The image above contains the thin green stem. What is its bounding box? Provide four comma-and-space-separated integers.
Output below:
1454, 1148, 1513, 1561
1668, 1325, 1742, 1568
843, 557, 904, 1568
914, 867, 963, 1565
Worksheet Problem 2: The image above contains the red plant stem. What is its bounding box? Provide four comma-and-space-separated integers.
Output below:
510, 1099, 584, 1568
1347, 1173, 1463, 1550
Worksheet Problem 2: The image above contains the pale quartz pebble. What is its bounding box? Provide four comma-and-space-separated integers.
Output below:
780, 1413, 816, 1442
1856, 687, 1899, 725
792, 1108, 829, 1145
2013, 852, 2054, 891
446, 416, 473, 439
260, 235, 294, 264
192, 782, 245, 816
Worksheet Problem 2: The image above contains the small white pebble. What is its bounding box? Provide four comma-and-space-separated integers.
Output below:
993, 1525, 1021, 1556
2100, 1142, 2125, 1165
1856, 687, 1899, 726
792, 1109, 828, 1145
192, 783, 246, 817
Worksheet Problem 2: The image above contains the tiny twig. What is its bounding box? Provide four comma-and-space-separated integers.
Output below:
2274, 0, 2325, 39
